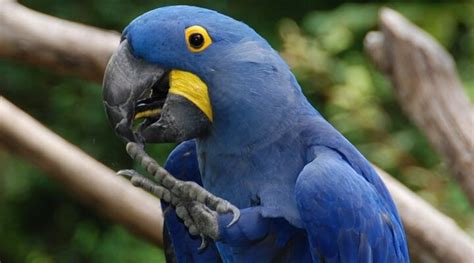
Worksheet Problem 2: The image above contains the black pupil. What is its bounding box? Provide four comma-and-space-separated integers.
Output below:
189, 33, 204, 48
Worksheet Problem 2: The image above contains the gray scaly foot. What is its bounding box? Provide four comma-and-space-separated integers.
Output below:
118, 169, 218, 243
125, 142, 240, 226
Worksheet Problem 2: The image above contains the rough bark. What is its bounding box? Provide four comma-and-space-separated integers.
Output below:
365, 8, 474, 205
0, 0, 119, 82
376, 167, 474, 262
0, 97, 163, 246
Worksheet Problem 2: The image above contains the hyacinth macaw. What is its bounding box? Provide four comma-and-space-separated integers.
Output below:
102, 5, 409, 262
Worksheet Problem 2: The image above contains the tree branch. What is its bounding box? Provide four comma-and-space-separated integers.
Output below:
365, 8, 474, 205
0, 96, 163, 246
376, 167, 474, 262
0, 0, 119, 82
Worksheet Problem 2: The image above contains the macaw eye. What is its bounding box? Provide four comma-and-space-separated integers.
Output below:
189, 33, 204, 48
185, 26, 212, 52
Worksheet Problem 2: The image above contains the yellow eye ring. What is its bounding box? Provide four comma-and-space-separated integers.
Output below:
185, 26, 212, 53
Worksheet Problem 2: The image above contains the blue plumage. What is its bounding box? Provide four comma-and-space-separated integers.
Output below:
165, 140, 313, 262
162, 140, 221, 262
125, 5, 409, 262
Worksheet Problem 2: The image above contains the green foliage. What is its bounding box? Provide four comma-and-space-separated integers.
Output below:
279, 1, 474, 234
0, 1, 472, 262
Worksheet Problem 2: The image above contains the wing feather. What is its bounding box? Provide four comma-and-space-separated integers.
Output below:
295, 148, 408, 262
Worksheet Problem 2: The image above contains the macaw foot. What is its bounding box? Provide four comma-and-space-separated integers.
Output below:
121, 142, 240, 225
117, 169, 175, 204
118, 169, 219, 248
176, 201, 219, 240
119, 143, 239, 248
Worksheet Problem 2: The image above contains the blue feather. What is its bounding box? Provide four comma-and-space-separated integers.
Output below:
125, 5, 409, 262
162, 140, 221, 262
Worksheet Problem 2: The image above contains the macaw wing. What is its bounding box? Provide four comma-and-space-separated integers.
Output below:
295, 148, 408, 263
162, 140, 222, 263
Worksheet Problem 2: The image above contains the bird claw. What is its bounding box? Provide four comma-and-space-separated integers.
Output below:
227, 206, 240, 227
198, 234, 208, 251
121, 142, 240, 238
172, 181, 241, 226
117, 169, 136, 179
117, 169, 173, 203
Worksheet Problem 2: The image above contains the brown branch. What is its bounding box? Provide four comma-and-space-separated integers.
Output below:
376, 167, 474, 262
0, 0, 119, 82
365, 8, 474, 205
2, 93, 473, 261
0, 96, 163, 246
1, 3, 473, 262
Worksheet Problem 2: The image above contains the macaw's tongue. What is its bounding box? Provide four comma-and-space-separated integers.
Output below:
134, 97, 165, 120
134, 70, 170, 120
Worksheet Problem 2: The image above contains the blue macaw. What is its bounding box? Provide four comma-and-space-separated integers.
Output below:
102, 5, 409, 262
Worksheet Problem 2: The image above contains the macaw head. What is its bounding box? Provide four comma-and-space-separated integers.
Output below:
103, 5, 305, 144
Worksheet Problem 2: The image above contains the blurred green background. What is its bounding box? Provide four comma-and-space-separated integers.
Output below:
1, 0, 473, 262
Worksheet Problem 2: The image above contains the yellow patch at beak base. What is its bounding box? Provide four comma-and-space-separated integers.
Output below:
169, 70, 213, 121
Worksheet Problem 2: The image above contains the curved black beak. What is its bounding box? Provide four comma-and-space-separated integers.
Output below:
102, 40, 211, 144
102, 40, 166, 142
